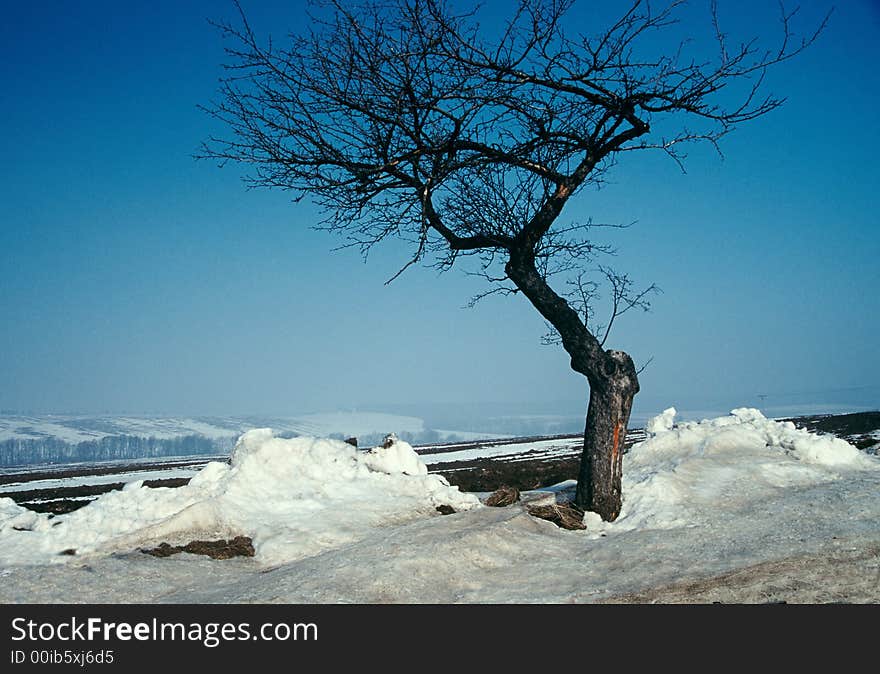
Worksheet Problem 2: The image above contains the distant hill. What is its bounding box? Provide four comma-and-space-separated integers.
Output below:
0, 412, 498, 467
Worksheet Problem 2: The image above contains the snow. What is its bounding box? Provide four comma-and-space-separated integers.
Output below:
0, 411, 430, 446
361, 438, 428, 476
646, 406, 677, 435
0, 417, 106, 444
0, 408, 878, 603
0, 432, 477, 567
0, 411, 466, 467
0, 453, 227, 477
583, 407, 876, 536
0, 415, 256, 444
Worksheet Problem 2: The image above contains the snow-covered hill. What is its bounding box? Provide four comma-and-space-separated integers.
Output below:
0, 412, 501, 467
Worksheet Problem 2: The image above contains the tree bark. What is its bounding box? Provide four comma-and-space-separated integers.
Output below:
575, 350, 639, 520
504, 252, 639, 522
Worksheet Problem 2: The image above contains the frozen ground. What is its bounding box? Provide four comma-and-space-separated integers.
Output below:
0, 467, 208, 495
0, 408, 878, 603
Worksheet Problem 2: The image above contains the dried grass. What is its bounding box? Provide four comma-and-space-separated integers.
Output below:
527, 503, 586, 530
484, 485, 520, 507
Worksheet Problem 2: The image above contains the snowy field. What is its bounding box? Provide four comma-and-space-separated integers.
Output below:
0, 467, 210, 496
0, 411, 506, 469
0, 412, 430, 445
0, 407, 878, 603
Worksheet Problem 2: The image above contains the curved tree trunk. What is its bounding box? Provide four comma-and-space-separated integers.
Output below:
505, 253, 640, 522
575, 351, 639, 520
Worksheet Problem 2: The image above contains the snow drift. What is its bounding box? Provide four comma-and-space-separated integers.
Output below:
0, 432, 478, 566
591, 407, 878, 534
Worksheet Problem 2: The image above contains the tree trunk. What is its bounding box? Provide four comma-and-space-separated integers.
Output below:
574, 350, 639, 521
503, 253, 639, 522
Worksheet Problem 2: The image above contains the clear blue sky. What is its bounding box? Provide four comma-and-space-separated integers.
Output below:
1, 1, 878, 420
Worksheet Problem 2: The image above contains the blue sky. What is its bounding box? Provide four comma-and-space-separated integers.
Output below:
1, 1, 878, 420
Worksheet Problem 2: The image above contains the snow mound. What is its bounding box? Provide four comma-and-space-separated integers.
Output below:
605, 407, 878, 534
0, 432, 478, 566
644, 407, 872, 467
646, 407, 677, 435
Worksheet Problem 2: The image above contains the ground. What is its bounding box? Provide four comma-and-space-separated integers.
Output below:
602, 539, 880, 604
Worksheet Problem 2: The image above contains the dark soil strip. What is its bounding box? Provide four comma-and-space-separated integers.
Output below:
141, 536, 255, 560
0, 457, 227, 486
6, 477, 192, 505
786, 412, 880, 452
414, 433, 583, 456
438, 456, 582, 493
786, 411, 880, 436
9, 478, 193, 515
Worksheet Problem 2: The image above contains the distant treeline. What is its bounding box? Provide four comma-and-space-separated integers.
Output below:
0, 434, 235, 467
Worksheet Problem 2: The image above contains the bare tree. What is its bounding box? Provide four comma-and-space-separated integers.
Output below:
200, 0, 827, 521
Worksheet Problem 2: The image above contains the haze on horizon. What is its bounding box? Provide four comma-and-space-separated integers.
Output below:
1, 1, 878, 423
